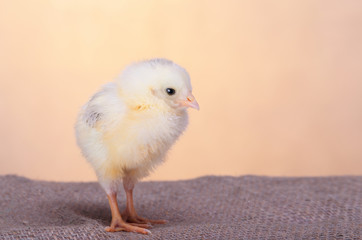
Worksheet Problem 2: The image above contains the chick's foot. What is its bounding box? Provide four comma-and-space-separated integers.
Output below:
122, 181, 167, 225
105, 192, 151, 234
122, 210, 167, 225
105, 217, 151, 234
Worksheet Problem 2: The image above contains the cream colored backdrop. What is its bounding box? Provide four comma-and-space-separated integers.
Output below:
1, 1, 361, 181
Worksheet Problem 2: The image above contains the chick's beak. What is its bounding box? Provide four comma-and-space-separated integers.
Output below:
179, 93, 200, 110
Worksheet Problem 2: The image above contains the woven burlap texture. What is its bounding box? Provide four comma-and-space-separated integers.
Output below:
0, 175, 361, 239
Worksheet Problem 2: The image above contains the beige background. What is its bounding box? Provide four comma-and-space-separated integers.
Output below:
0, 0, 361, 182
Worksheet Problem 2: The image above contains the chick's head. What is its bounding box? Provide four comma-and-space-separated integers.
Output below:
117, 58, 199, 111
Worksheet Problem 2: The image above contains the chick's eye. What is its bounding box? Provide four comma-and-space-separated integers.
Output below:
165, 88, 176, 96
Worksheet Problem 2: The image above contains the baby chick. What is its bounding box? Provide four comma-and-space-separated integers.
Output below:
75, 59, 199, 234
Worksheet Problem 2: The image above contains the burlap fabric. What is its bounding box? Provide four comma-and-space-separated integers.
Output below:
0, 175, 360, 239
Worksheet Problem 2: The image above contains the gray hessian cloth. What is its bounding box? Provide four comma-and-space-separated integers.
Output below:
0, 175, 361, 239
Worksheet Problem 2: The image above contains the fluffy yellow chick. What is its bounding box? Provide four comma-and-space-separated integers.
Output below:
75, 59, 199, 234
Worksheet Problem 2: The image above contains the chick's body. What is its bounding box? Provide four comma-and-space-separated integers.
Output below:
75, 59, 198, 234
76, 82, 188, 189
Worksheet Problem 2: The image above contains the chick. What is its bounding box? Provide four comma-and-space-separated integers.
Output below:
75, 58, 199, 234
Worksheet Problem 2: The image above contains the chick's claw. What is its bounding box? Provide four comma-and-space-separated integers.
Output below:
124, 214, 167, 225
122, 209, 167, 225
105, 220, 151, 234
128, 222, 153, 229
135, 216, 167, 225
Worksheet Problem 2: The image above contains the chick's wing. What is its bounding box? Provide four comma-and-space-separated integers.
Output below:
81, 82, 126, 130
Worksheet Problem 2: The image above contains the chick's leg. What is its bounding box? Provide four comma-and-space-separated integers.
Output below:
122, 179, 167, 225
105, 192, 151, 234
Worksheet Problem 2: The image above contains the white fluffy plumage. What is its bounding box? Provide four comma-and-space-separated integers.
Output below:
74, 59, 198, 234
